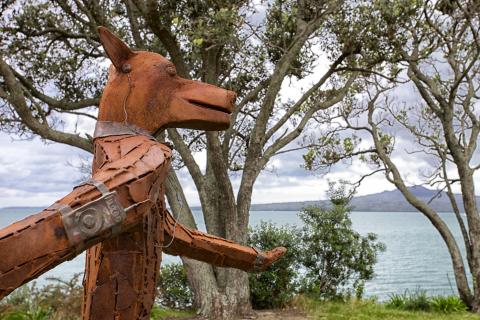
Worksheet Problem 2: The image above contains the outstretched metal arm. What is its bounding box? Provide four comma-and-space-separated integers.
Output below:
0, 141, 167, 298
0, 183, 153, 299
162, 210, 286, 272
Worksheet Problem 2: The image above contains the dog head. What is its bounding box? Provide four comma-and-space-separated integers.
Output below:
97, 27, 235, 133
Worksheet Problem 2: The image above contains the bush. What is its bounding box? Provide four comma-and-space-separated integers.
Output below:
387, 290, 467, 313
430, 296, 467, 313
1, 307, 50, 320
386, 292, 407, 309
157, 263, 193, 310
0, 274, 83, 320
247, 182, 386, 306
248, 222, 302, 309
298, 182, 386, 300
386, 289, 431, 311
0, 264, 195, 319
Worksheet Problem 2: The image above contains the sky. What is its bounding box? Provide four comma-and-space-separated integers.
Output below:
1, 98, 478, 209
0, 130, 395, 208
0, 133, 393, 207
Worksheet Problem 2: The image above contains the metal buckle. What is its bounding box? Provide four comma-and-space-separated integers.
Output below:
61, 191, 126, 246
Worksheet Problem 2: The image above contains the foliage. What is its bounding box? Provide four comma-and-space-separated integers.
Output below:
149, 305, 194, 320
247, 222, 302, 309
430, 296, 467, 313
299, 297, 477, 320
0, 274, 83, 320
387, 290, 467, 314
1, 307, 50, 320
298, 183, 386, 300
156, 263, 193, 310
0, 265, 196, 319
247, 182, 385, 306
386, 290, 431, 311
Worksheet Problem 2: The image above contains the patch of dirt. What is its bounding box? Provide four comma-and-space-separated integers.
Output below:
247, 309, 309, 319
178, 309, 309, 320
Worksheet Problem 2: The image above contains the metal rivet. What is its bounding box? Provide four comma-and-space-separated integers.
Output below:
166, 65, 176, 76
82, 214, 96, 229
121, 63, 132, 73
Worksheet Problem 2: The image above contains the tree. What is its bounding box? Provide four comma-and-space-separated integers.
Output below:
248, 221, 302, 309
299, 182, 385, 300
0, 1, 398, 318
246, 182, 385, 305
304, 0, 480, 311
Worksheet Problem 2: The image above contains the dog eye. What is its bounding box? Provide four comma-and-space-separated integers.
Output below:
165, 65, 177, 76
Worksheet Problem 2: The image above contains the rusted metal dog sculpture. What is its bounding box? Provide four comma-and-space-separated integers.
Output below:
0, 27, 286, 319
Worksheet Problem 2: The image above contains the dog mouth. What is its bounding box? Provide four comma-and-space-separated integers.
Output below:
188, 100, 232, 115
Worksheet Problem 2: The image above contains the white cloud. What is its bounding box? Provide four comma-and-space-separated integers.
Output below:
0, 128, 478, 209
0, 133, 88, 207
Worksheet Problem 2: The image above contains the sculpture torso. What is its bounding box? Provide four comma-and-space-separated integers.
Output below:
83, 134, 171, 318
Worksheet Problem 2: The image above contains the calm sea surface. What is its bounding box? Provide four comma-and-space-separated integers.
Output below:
0, 208, 467, 300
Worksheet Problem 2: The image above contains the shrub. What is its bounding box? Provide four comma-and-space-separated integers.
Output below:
387, 291, 467, 313
248, 221, 302, 309
0, 275, 83, 320
386, 292, 407, 309
298, 182, 385, 300
247, 182, 386, 306
430, 295, 467, 313
401, 290, 430, 311
1, 307, 50, 320
157, 263, 193, 310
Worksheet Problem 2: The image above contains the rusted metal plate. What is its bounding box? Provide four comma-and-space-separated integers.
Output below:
61, 191, 125, 246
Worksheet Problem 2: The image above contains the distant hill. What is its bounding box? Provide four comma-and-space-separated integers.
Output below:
250, 186, 480, 212
2, 186, 478, 213
0, 207, 44, 214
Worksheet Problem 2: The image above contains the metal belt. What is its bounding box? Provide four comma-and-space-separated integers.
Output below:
252, 247, 266, 272
48, 179, 126, 250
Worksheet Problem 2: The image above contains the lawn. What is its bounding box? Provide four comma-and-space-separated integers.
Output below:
307, 300, 480, 320
150, 305, 195, 319
150, 300, 480, 320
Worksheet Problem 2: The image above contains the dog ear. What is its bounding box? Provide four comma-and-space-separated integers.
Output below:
97, 26, 135, 72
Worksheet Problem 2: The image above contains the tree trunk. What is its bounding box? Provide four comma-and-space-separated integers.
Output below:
368, 115, 474, 308
165, 169, 253, 319
183, 258, 251, 318
455, 166, 480, 311
440, 112, 480, 310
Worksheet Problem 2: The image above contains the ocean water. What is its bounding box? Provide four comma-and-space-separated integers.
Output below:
0, 207, 467, 300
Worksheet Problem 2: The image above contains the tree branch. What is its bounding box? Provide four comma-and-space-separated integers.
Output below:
0, 57, 92, 152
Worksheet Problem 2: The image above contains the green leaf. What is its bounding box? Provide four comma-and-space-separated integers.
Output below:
193, 38, 204, 46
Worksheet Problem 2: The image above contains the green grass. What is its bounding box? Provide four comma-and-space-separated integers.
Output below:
149, 305, 195, 319
301, 299, 480, 320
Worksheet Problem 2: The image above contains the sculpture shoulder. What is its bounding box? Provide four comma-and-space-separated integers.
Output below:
58, 136, 171, 208
93, 135, 172, 176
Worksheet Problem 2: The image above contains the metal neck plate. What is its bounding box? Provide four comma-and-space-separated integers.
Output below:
94, 121, 155, 139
